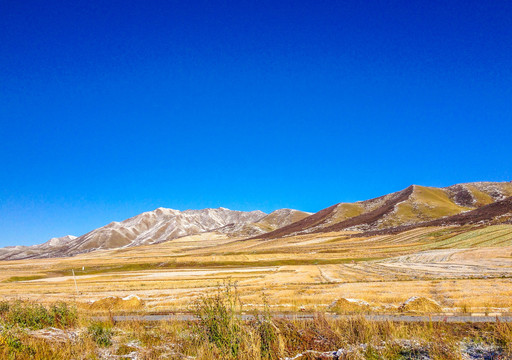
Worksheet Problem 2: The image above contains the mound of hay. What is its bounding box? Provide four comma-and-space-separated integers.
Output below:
89, 295, 144, 311
328, 298, 370, 314
399, 296, 441, 313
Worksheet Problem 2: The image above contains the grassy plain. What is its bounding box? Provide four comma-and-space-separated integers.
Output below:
1, 225, 512, 315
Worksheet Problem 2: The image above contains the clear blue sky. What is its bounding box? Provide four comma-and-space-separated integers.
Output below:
1, 1, 511, 246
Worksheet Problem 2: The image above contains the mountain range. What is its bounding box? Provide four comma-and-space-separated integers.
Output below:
0, 207, 310, 260
1, 181, 511, 260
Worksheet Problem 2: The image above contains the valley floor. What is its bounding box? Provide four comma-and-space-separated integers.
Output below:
1, 225, 512, 314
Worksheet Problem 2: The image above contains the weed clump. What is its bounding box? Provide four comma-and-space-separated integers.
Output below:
258, 319, 279, 359
87, 322, 113, 347
0, 329, 24, 352
257, 297, 282, 359
194, 281, 243, 357
0, 301, 77, 329
0, 301, 9, 314
1, 334, 31, 360
494, 320, 512, 355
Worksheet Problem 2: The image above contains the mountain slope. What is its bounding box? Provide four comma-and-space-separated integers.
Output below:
41, 235, 78, 248
357, 195, 512, 237
67, 207, 266, 254
0, 235, 78, 261
56, 207, 271, 256
255, 181, 512, 239
216, 209, 312, 237
0, 208, 267, 260
254, 185, 415, 239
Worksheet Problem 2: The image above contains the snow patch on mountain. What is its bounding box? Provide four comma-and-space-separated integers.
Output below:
43, 235, 78, 248
0, 208, 268, 260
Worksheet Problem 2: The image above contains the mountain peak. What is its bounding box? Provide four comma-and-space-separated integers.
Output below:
0, 207, 270, 260
254, 181, 512, 240
42, 235, 77, 248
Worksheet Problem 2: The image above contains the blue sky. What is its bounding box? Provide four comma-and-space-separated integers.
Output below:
1, 1, 511, 246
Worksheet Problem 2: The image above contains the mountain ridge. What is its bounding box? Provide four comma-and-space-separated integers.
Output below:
1, 181, 511, 260
254, 181, 512, 240
0, 207, 308, 260
352, 195, 512, 237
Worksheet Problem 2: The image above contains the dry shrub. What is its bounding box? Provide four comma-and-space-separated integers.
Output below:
427, 336, 462, 360
494, 320, 512, 355
336, 316, 397, 345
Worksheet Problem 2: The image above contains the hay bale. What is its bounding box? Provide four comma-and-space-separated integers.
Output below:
89, 295, 144, 311
399, 296, 441, 313
328, 298, 370, 314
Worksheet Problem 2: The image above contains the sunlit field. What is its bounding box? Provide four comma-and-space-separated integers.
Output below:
1, 225, 512, 315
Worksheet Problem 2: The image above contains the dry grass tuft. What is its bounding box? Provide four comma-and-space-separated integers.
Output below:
328, 298, 370, 314
399, 296, 442, 313
87, 295, 144, 311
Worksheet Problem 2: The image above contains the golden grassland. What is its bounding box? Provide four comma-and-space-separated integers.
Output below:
1, 286, 512, 360
2, 301, 512, 359
1, 225, 512, 314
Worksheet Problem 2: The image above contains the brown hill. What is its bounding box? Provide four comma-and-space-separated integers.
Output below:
215, 209, 311, 237
255, 182, 512, 240
358, 195, 512, 237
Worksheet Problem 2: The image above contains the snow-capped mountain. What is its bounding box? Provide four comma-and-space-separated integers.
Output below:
0, 207, 269, 260
41, 235, 78, 248
64, 207, 267, 255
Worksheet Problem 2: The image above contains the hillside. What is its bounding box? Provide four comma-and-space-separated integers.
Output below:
358, 195, 512, 237
256, 181, 512, 239
1, 181, 512, 319
0, 207, 311, 260
1, 181, 511, 260
67, 207, 266, 252
0, 208, 266, 260
216, 209, 311, 237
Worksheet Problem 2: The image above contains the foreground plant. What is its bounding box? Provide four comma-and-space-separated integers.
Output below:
87, 321, 114, 347
0, 300, 77, 329
194, 281, 244, 358
0, 297, 511, 359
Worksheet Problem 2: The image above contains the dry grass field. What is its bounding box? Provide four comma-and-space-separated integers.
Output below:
3, 298, 512, 359
1, 224, 512, 315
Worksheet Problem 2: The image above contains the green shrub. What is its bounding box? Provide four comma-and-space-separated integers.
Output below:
0, 328, 30, 357
50, 302, 78, 328
258, 320, 279, 359
88, 322, 113, 347
194, 281, 243, 358
0, 301, 77, 329
0, 301, 9, 315
6, 302, 52, 329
